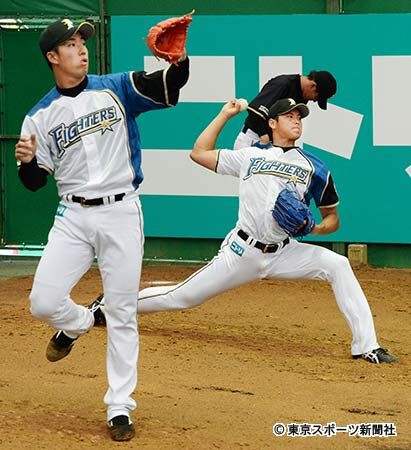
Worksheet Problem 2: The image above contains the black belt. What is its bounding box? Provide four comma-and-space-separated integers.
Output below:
68, 193, 126, 207
237, 229, 290, 254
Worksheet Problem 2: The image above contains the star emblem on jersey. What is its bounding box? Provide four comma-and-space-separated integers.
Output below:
49, 106, 121, 158
100, 120, 115, 134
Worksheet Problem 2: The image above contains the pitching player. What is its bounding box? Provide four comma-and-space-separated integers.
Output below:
15, 19, 189, 441
84, 98, 396, 366
234, 70, 337, 149
137, 99, 397, 363
68, 98, 397, 365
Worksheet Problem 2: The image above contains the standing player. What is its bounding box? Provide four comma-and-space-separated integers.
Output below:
234, 70, 337, 149
134, 98, 396, 364
15, 18, 189, 441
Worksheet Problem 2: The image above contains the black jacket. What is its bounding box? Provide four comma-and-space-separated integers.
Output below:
244, 74, 305, 137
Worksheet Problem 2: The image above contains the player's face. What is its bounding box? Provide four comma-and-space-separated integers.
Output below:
303, 80, 319, 102
50, 33, 89, 79
276, 109, 303, 140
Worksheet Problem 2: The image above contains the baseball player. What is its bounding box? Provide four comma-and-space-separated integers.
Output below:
234, 70, 337, 149
84, 98, 396, 365
15, 18, 189, 441
69, 98, 397, 365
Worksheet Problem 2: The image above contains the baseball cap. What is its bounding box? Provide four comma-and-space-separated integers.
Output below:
39, 19, 94, 57
268, 98, 310, 119
310, 70, 337, 110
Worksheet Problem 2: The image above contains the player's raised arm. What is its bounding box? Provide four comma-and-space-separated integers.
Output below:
131, 57, 189, 107
132, 12, 192, 107
191, 100, 242, 171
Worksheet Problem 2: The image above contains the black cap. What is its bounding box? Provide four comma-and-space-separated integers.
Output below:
310, 70, 337, 110
268, 98, 310, 119
39, 19, 94, 58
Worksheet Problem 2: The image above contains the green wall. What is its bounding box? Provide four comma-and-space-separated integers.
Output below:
112, 14, 411, 244
344, 0, 411, 13
0, 26, 97, 244
1, 0, 410, 267
0, 0, 98, 15
105, 0, 326, 15
4, 0, 411, 17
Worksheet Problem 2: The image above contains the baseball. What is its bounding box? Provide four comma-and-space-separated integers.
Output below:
237, 98, 248, 112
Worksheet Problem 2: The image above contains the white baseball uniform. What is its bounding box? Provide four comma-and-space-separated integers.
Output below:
137, 144, 379, 356
19, 67, 188, 421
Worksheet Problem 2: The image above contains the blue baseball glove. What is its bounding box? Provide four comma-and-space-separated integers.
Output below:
272, 187, 315, 237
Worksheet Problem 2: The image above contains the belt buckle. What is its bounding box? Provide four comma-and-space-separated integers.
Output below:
79, 197, 90, 208
262, 243, 279, 253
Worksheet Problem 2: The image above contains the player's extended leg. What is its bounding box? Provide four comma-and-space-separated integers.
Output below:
264, 240, 379, 356
30, 208, 96, 338
94, 197, 143, 428
137, 231, 263, 314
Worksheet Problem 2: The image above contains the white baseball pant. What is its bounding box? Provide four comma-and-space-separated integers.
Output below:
138, 229, 379, 355
29, 193, 143, 421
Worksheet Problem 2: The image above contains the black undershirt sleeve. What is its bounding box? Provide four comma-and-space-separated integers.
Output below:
18, 156, 49, 191
318, 174, 339, 207
132, 57, 190, 106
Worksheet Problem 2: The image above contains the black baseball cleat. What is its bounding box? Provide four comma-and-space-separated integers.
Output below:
352, 347, 398, 364
108, 415, 136, 441
87, 293, 106, 327
46, 330, 77, 362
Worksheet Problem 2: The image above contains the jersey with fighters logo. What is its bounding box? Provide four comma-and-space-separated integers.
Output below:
20, 72, 168, 198
216, 144, 339, 243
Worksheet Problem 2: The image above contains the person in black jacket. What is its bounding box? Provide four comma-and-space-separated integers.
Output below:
234, 70, 337, 149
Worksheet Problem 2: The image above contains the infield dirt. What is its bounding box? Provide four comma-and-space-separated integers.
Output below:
0, 264, 409, 449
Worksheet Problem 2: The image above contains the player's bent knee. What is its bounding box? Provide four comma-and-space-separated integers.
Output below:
318, 251, 351, 281
335, 254, 351, 270
327, 253, 351, 276
30, 293, 58, 319
29, 287, 63, 319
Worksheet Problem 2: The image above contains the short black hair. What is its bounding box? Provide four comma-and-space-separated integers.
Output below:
307, 71, 315, 80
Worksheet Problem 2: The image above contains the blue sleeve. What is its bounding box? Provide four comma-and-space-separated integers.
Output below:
89, 73, 166, 117
301, 150, 339, 208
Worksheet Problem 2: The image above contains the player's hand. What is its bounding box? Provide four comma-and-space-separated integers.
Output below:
221, 100, 241, 119
15, 134, 37, 164
295, 218, 308, 234
175, 48, 187, 63
259, 134, 270, 144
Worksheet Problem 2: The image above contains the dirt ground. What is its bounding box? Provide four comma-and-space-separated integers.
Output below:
0, 263, 409, 450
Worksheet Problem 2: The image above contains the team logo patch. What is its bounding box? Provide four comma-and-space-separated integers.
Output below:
62, 19, 75, 29
55, 204, 67, 217
243, 157, 309, 183
49, 106, 121, 158
230, 240, 244, 256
